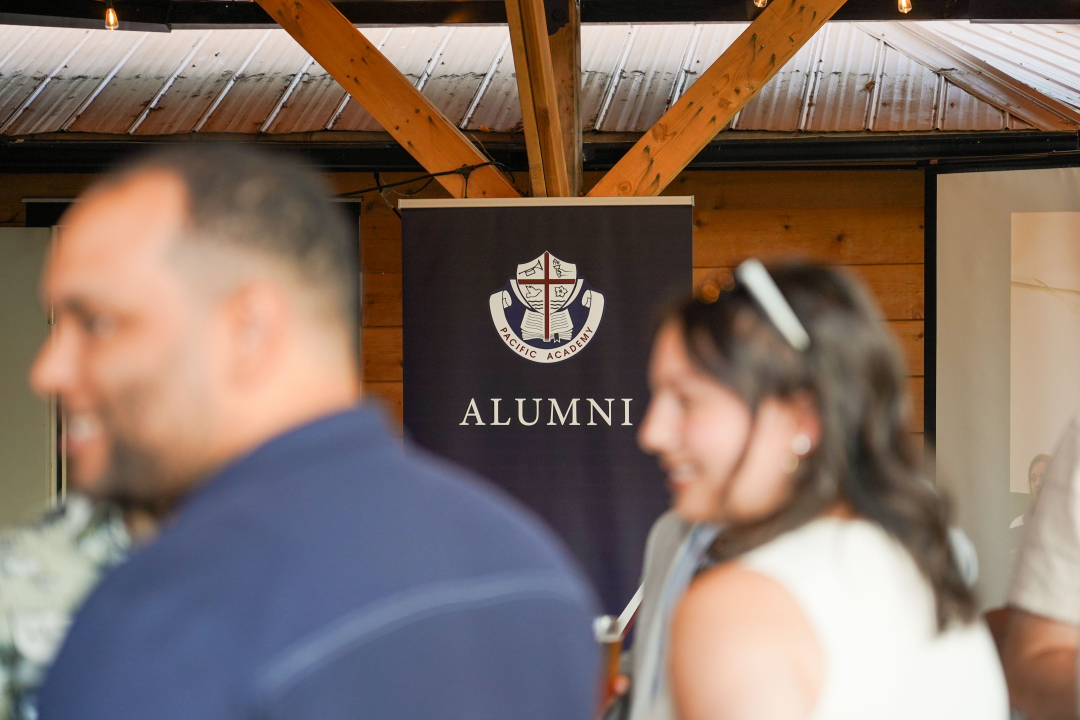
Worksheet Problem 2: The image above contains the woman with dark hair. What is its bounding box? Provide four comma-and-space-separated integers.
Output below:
639, 261, 1006, 719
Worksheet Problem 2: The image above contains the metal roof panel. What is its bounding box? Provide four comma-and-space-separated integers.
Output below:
67, 30, 212, 134
940, 78, 1006, 131
578, 24, 635, 131
0, 21, 1075, 139
133, 29, 271, 135
420, 26, 507, 131
807, 24, 881, 132
265, 59, 346, 134
0, 27, 92, 133
870, 44, 940, 131
5, 30, 145, 135
334, 26, 452, 132
199, 31, 310, 134
596, 24, 694, 132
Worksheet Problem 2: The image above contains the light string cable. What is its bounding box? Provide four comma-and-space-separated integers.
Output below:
338, 158, 517, 217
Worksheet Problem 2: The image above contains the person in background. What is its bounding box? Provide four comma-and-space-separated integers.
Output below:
30, 145, 598, 720
1011, 454, 1052, 530
605, 502, 718, 720
0, 496, 128, 720
641, 262, 1006, 719
1004, 416, 1080, 720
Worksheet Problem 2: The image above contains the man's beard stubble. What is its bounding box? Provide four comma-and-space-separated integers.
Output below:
99, 433, 193, 518
78, 379, 218, 519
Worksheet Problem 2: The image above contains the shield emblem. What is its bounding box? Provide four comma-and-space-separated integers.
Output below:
514, 252, 581, 342
489, 251, 605, 363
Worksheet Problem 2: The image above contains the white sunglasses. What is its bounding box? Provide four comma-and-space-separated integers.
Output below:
734, 259, 811, 352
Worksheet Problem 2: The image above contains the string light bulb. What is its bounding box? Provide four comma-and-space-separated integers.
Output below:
898, 0, 912, 13
105, 0, 119, 30
754, 0, 768, 7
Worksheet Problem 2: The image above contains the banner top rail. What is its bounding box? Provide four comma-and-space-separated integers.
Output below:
398, 197, 694, 209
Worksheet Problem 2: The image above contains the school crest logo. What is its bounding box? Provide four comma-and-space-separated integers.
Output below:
489, 251, 605, 364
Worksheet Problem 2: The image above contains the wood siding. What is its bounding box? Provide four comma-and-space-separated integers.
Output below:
1, 168, 924, 434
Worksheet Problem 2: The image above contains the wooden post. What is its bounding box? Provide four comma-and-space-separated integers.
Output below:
257, 0, 520, 199
505, 0, 572, 197
549, 0, 582, 195
588, 0, 848, 197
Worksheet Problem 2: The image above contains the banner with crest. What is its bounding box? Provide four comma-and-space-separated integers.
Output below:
400, 198, 693, 612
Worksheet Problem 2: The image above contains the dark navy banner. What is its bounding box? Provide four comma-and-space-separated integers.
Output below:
400, 198, 693, 612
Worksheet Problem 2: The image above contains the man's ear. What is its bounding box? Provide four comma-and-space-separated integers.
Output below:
224, 280, 289, 386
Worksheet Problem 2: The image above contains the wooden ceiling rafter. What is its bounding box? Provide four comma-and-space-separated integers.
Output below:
504, 0, 572, 197
587, 0, 849, 197
254, 0, 520, 199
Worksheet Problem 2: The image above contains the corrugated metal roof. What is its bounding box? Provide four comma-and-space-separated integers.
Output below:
1, 21, 1077, 139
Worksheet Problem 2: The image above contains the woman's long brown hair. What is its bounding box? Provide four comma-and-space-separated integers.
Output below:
673, 264, 975, 630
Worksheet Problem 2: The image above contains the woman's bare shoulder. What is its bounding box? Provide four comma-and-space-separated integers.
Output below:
670, 562, 824, 720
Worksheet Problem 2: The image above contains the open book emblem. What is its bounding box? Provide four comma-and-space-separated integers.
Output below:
489, 251, 605, 364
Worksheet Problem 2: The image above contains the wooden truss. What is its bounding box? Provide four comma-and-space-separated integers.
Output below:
262, 0, 850, 198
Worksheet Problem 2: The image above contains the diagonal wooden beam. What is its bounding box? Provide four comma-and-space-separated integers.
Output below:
505, 0, 571, 197
855, 22, 1080, 132
588, 0, 847, 198
549, 0, 583, 196
256, 0, 519, 199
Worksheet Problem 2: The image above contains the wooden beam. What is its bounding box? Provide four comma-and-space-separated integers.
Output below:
855, 23, 1080, 132
549, 0, 583, 195
588, 0, 848, 198
505, 0, 571, 197
256, 0, 519, 199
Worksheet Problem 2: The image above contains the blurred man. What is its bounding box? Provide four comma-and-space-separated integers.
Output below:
32, 146, 598, 720
1005, 417, 1080, 720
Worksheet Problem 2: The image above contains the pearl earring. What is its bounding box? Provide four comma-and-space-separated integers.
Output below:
792, 433, 812, 457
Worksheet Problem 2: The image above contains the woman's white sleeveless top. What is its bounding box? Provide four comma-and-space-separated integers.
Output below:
739, 518, 1008, 720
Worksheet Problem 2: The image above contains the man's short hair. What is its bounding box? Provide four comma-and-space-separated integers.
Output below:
104, 144, 358, 343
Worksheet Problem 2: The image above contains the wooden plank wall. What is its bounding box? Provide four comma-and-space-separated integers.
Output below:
0, 168, 924, 438
334, 168, 925, 439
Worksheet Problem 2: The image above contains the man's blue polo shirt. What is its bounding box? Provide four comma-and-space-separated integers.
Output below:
38, 405, 599, 719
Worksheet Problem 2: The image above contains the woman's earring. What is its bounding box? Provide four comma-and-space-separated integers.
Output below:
785, 433, 811, 474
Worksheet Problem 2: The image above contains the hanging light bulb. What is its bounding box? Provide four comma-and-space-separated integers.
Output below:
754, 0, 768, 7
105, 0, 119, 30
898, 0, 912, 13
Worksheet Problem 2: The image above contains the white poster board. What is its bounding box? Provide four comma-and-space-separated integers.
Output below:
938, 168, 1080, 609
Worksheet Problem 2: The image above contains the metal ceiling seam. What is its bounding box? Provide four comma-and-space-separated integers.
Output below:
61, 33, 150, 132
260, 54, 314, 134
593, 24, 638, 131
414, 27, 454, 93
0, 26, 38, 76
930, 72, 946, 131
460, 34, 510, 130
0, 30, 91, 134
942, 24, 1080, 103
861, 32, 885, 131
856, 22, 1080, 131
667, 23, 703, 109
942, 23, 1080, 94
324, 27, 394, 131
910, 23, 1080, 126
127, 31, 212, 134
193, 28, 272, 133
797, 27, 830, 132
